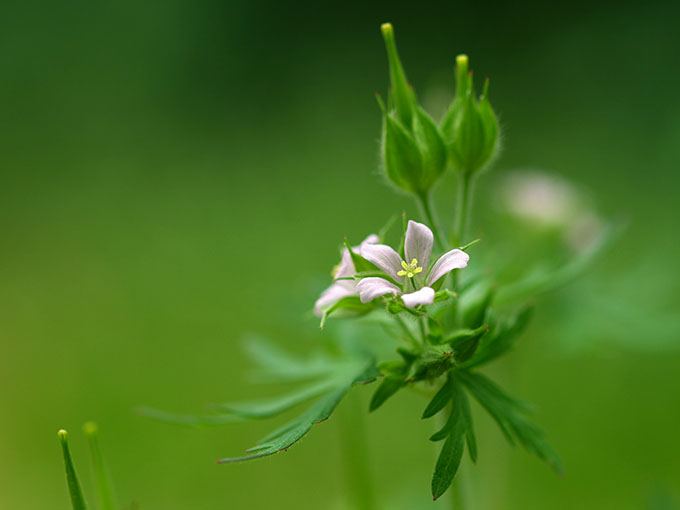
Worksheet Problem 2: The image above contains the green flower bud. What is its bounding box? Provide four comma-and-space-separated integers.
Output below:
379, 23, 447, 196
441, 55, 500, 176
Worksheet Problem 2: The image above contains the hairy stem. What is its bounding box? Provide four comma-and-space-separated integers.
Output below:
339, 392, 375, 510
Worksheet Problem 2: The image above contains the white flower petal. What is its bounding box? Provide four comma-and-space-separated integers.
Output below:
426, 249, 470, 285
334, 233, 379, 281
356, 277, 401, 303
314, 283, 356, 317
401, 287, 435, 308
334, 248, 355, 280
360, 234, 380, 246
405, 220, 434, 270
360, 243, 404, 281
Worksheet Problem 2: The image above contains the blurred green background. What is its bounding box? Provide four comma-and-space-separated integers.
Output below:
1, 1, 679, 508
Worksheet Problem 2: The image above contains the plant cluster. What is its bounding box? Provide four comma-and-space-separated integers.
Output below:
60, 22, 613, 507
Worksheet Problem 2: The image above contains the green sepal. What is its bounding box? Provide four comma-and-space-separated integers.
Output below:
440, 55, 500, 176
434, 289, 457, 303
412, 106, 447, 190
445, 324, 489, 364
386, 299, 426, 317
343, 238, 377, 273
406, 345, 453, 382
380, 23, 416, 128
57, 429, 88, 510
382, 113, 424, 193
321, 295, 374, 328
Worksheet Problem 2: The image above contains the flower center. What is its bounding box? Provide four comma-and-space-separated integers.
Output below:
397, 258, 423, 278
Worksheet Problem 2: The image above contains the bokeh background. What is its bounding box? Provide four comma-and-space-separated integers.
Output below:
1, 1, 679, 508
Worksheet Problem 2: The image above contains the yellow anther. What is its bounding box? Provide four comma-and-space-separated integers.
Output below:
397, 258, 423, 278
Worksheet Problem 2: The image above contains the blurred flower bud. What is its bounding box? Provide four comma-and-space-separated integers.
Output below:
379, 23, 447, 196
441, 55, 500, 176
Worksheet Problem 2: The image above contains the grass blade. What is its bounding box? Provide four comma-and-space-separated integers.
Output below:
83, 422, 116, 510
57, 429, 87, 510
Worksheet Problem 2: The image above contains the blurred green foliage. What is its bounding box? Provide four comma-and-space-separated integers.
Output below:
1, 1, 679, 508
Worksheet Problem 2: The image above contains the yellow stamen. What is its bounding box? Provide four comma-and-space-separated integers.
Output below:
397, 258, 423, 278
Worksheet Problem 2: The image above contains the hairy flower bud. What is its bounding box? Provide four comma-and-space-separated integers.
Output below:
379, 24, 447, 196
441, 55, 500, 176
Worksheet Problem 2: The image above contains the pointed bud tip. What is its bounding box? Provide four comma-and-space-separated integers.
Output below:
380, 23, 394, 36
456, 54, 469, 67
58, 429, 68, 439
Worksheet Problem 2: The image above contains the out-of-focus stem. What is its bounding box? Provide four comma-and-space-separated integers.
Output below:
417, 192, 448, 251
339, 392, 376, 510
451, 172, 475, 327
454, 173, 474, 253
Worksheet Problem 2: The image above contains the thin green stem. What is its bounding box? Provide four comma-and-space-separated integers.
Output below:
417, 192, 448, 251
418, 316, 427, 343
451, 173, 475, 328
453, 173, 475, 250
339, 392, 375, 510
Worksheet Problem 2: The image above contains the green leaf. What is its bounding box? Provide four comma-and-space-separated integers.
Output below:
495, 221, 622, 305
369, 375, 405, 411
464, 306, 533, 367
431, 430, 465, 501
429, 377, 467, 500
243, 336, 335, 383
218, 357, 378, 463
458, 371, 563, 473
212, 380, 335, 418
137, 406, 244, 429
218, 364, 374, 463
460, 281, 495, 329
82, 423, 116, 510
459, 389, 477, 462
421, 380, 452, 419
57, 429, 87, 510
